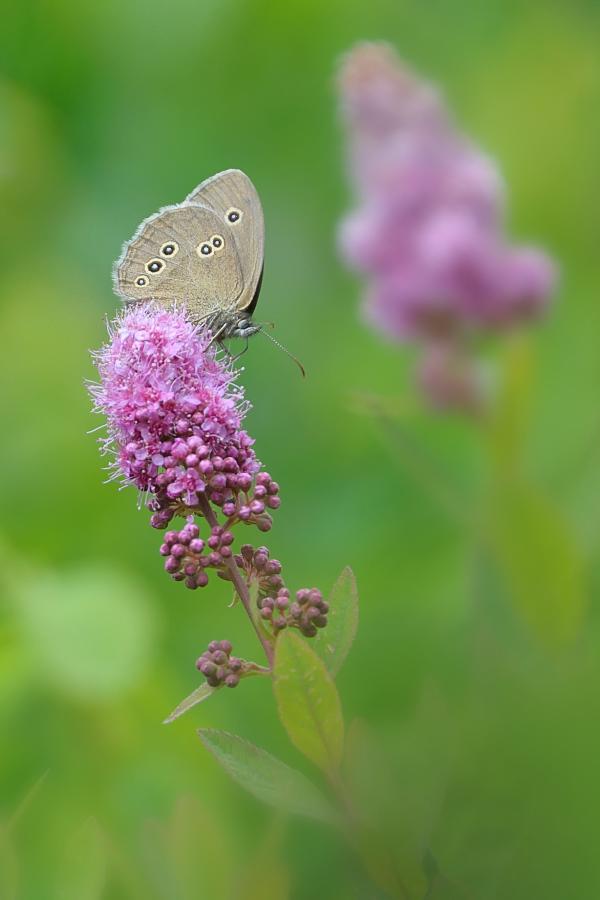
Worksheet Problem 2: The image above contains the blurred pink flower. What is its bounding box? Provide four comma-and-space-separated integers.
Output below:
337, 42, 556, 343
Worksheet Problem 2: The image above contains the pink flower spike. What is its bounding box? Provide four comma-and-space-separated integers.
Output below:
88, 303, 260, 510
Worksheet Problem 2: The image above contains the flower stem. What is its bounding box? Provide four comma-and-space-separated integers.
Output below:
197, 492, 275, 668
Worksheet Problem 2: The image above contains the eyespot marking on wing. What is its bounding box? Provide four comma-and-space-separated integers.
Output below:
211, 235, 224, 251
225, 207, 243, 225
145, 258, 165, 275
135, 275, 149, 287
160, 241, 179, 258
197, 242, 213, 257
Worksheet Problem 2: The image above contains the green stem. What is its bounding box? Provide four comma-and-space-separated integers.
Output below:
197, 492, 275, 668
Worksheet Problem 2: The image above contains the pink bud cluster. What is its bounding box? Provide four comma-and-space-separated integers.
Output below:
196, 640, 243, 688
235, 543, 328, 638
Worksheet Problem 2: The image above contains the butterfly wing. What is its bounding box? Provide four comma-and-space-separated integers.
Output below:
185, 169, 264, 314
114, 203, 243, 321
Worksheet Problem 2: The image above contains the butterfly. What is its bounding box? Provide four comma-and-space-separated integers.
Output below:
113, 168, 265, 342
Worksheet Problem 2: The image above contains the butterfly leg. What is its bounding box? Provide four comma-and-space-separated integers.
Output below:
230, 338, 250, 362
216, 337, 249, 362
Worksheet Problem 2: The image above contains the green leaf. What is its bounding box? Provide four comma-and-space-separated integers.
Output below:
314, 567, 358, 677
274, 630, 344, 773
0, 824, 18, 900
59, 817, 105, 900
198, 730, 338, 824
490, 481, 587, 647
163, 682, 222, 723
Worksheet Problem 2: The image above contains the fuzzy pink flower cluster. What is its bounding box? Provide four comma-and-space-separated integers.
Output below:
89, 304, 259, 512
338, 43, 556, 342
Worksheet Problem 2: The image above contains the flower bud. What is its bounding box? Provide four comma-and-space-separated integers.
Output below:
255, 513, 273, 532
165, 556, 180, 574
254, 553, 268, 570
200, 661, 217, 677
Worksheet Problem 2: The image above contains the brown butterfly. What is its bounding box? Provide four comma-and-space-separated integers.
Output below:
113, 169, 264, 341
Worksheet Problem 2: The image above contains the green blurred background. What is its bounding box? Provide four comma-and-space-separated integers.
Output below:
1, 0, 600, 896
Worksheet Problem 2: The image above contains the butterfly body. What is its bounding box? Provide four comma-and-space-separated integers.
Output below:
113, 169, 265, 340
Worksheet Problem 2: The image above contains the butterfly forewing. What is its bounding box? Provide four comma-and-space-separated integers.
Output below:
115, 204, 243, 321
185, 169, 264, 313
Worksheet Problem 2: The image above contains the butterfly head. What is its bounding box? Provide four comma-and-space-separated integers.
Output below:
209, 311, 261, 342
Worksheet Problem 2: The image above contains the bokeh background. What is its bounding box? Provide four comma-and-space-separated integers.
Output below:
1, 0, 600, 897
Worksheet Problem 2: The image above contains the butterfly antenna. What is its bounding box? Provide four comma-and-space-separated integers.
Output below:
258, 327, 305, 377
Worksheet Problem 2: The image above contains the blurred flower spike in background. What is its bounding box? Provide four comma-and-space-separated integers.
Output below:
337, 42, 557, 413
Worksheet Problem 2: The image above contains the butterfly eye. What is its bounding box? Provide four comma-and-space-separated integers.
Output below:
136, 275, 149, 287
160, 241, 179, 258
211, 235, 224, 250
197, 242, 213, 257
145, 258, 165, 275
225, 207, 243, 225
